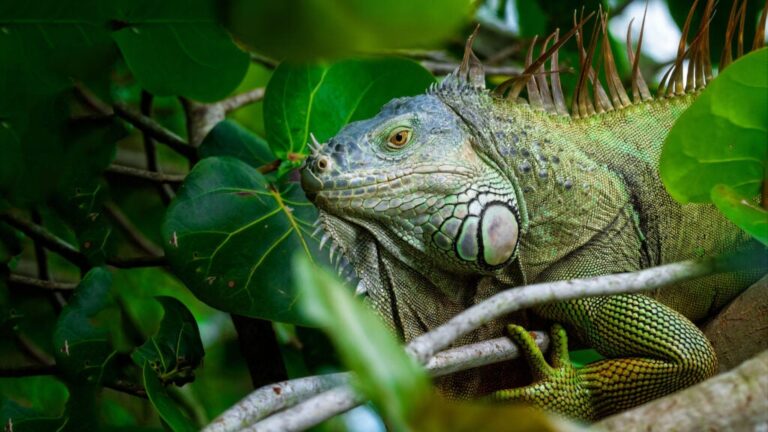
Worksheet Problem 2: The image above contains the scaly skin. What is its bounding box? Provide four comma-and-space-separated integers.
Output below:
300, 78, 761, 419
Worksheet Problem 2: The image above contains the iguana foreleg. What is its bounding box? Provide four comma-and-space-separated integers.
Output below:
493, 294, 717, 419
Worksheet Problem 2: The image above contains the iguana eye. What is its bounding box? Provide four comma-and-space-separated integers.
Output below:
387, 127, 412, 149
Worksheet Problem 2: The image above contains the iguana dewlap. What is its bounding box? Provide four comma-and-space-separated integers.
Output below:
300, 1, 766, 420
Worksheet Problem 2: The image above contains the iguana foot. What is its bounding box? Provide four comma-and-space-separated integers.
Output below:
492, 324, 596, 420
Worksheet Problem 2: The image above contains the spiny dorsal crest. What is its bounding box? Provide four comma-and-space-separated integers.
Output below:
431, 0, 767, 119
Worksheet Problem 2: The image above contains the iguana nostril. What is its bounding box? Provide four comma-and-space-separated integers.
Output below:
316, 156, 331, 171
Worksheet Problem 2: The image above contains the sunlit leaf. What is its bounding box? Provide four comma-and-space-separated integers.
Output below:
142, 363, 197, 432
263, 58, 435, 161
711, 184, 768, 246
131, 297, 204, 386
295, 254, 429, 430
661, 48, 767, 203
162, 157, 322, 324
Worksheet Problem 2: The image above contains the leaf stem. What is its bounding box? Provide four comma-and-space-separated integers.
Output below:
106, 164, 186, 184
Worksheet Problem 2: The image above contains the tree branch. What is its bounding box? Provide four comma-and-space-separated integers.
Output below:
106, 164, 186, 184
182, 87, 265, 147
597, 350, 768, 431
0, 212, 88, 268
405, 252, 758, 363
113, 102, 196, 159
8, 274, 77, 291
220, 250, 763, 431
102, 201, 165, 257
204, 333, 549, 432
140, 91, 176, 204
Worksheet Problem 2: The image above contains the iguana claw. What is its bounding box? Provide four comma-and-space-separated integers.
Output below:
492, 324, 596, 420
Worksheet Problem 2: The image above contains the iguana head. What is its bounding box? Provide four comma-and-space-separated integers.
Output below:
301, 90, 522, 279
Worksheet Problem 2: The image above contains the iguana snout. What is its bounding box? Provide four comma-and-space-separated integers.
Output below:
301, 94, 522, 275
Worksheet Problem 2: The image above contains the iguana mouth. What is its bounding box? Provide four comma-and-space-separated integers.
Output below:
301, 163, 474, 197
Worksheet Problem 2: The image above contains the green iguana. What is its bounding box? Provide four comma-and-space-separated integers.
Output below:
300, 0, 767, 420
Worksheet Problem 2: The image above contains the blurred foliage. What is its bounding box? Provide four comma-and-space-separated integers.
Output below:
220, 0, 472, 60
661, 49, 767, 245
0, 0, 765, 430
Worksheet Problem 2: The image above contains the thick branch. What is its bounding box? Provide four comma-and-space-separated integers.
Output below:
703, 275, 768, 372
8, 274, 77, 291
597, 350, 768, 431
226, 251, 762, 431
113, 102, 196, 159
204, 333, 548, 432
406, 252, 756, 363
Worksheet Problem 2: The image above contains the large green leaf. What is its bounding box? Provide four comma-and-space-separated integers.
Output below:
220, 0, 470, 60
162, 157, 322, 324
660, 49, 768, 241
0, 400, 65, 432
198, 120, 274, 168
141, 363, 197, 432
52, 268, 122, 384
295, 255, 430, 430
263, 58, 436, 161
111, 0, 249, 102
661, 48, 767, 203
131, 296, 204, 386
711, 185, 768, 246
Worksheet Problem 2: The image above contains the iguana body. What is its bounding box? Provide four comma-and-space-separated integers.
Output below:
300, 2, 765, 420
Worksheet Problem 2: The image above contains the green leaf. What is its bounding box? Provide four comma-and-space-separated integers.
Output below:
263, 58, 436, 161
660, 48, 768, 204
111, 0, 249, 102
141, 363, 197, 432
221, 0, 470, 59
198, 120, 274, 168
711, 184, 768, 246
131, 297, 204, 386
162, 157, 321, 324
294, 254, 430, 430
52, 268, 121, 384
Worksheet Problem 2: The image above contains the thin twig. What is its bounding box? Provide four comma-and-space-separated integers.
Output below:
14, 332, 56, 366
8, 274, 77, 291
103, 201, 164, 257
0, 212, 88, 268
106, 164, 186, 184
105, 380, 148, 398
140, 91, 175, 204
249, 53, 279, 69
218, 88, 265, 113
113, 102, 196, 159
